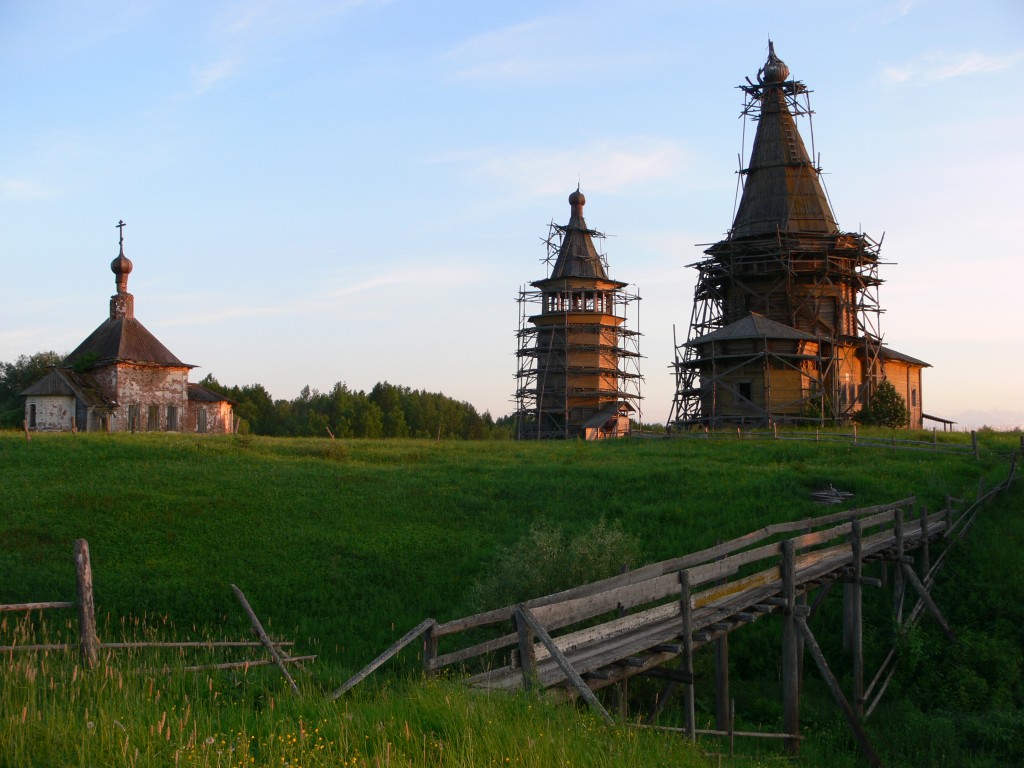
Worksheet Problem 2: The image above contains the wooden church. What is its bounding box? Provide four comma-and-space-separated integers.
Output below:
22, 223, 233, 434
669, 43, 928, 429
514, 189, 642, 439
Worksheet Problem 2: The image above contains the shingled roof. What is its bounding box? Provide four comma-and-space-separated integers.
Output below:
730, 43, 839, 239
547, 188, 609, 280
687, 312, 817, 346
63, 316, 191, 370
20, 368, 114, 408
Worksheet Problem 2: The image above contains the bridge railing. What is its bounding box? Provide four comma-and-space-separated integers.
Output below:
423, 494, 948, 683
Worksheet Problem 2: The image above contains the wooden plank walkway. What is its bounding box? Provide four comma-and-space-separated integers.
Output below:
423, 497, 945, 698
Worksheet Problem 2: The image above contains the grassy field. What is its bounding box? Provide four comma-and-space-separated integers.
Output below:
1, 430, 1021, 766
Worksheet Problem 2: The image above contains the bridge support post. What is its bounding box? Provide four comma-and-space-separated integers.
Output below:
679, 569, 696, 742
893, 508, 905, 624
714, 632, 730, 732
850, 520, 864, 717
781, 540, 801, 756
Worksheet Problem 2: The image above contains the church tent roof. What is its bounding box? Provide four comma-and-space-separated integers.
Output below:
64, 317, 192, 370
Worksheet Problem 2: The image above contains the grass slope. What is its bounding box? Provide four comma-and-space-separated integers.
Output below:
1, 431, 1020, 766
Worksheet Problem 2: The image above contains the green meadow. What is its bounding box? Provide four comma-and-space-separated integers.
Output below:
1, 430, 1021, 766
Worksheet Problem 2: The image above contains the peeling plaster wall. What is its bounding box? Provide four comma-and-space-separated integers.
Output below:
187, 400, 234, 434
109, 364, 189, 432
24, 395, 74, 431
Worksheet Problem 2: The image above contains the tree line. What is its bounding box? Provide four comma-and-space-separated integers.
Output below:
199, 376, 513, 439
0, 351, 512, 439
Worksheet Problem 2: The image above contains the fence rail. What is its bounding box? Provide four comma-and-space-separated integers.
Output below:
0, 544, 311, 687
662, 425, 988, 457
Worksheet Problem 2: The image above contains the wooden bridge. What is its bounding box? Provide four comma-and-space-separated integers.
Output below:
336, 455, 1017, 767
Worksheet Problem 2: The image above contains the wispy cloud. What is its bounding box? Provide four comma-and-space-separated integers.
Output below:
186, 0, 387, 96
189, 58, 241, 95
0, 178, 58, 201
881, 49, 1024, 85
439, 15, 647, 83
322, 266, 484, 299
434, 138, 688, 196
879, 0, 915, 24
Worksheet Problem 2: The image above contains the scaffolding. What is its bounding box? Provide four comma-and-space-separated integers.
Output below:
668, 58, 886, 429
515, 223, 643, 440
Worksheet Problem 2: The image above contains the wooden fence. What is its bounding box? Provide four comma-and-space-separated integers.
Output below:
0, 540, 312, 688
663, 424, 992, 457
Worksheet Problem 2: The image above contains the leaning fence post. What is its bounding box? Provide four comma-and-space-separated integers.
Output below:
231, 584, 299, 694
74, 539, 99, 669
971, 430, 978, 459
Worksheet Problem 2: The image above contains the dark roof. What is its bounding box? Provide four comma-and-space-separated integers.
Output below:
20, 368, 114, 409
688, 313, 816, 346
880, 346, 930, 368
188, 383, 234, 404
549, 189, 609, 280
729, 50, 839, 238
64, 317, 191, 370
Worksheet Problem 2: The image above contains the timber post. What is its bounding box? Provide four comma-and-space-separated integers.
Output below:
423, 623, 438, 676
513, 606, 537, 692
679, 569, 696, 742
850, 520, 864, 718
23, 419, 31, 441
714, 545, 730, 732
73, 539, 99, 669
781, 539, 800, 756
893, 507, 905, 624
231, 584, 299, 694
971, 430, 978, 459
715, 633, 729, 732
919, 505, 930, 577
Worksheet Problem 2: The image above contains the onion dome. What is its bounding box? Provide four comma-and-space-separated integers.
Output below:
111, 220, 132, 294
759, 40, 790, 84
569, 187, 586, 210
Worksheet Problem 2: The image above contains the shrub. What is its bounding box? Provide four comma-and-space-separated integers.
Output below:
858, 380, 910, 428
468, 519, 640, 611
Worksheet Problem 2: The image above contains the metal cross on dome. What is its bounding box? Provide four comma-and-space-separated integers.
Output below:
116, 219, 126, 246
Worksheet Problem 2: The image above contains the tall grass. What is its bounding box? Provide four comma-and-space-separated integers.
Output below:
0, 614, 715, 768
1, 430, 1019, 766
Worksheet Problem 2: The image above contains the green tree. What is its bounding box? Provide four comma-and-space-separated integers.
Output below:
0, 351, 64, 428
858, 379, 910, 428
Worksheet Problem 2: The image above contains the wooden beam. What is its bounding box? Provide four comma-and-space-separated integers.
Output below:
0, 601, 75, 612
781, 540, 800, 756
514, 606, 613, 724
329, 617, 436, 699
797, 617, 883, 768
900, 563, 955, 641
73, 540, 99, 670
231, 584, 299, 695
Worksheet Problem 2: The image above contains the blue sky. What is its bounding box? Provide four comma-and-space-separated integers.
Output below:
2, 0, 1022, 428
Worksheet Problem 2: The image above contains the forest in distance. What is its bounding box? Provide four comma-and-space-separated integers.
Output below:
0, 351, 510, 439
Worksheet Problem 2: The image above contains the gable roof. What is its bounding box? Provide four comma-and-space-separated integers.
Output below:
20, 368, 114, 409
688, 313, 816, 346
64, 317, 191, 370
730, 46, 839, 239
